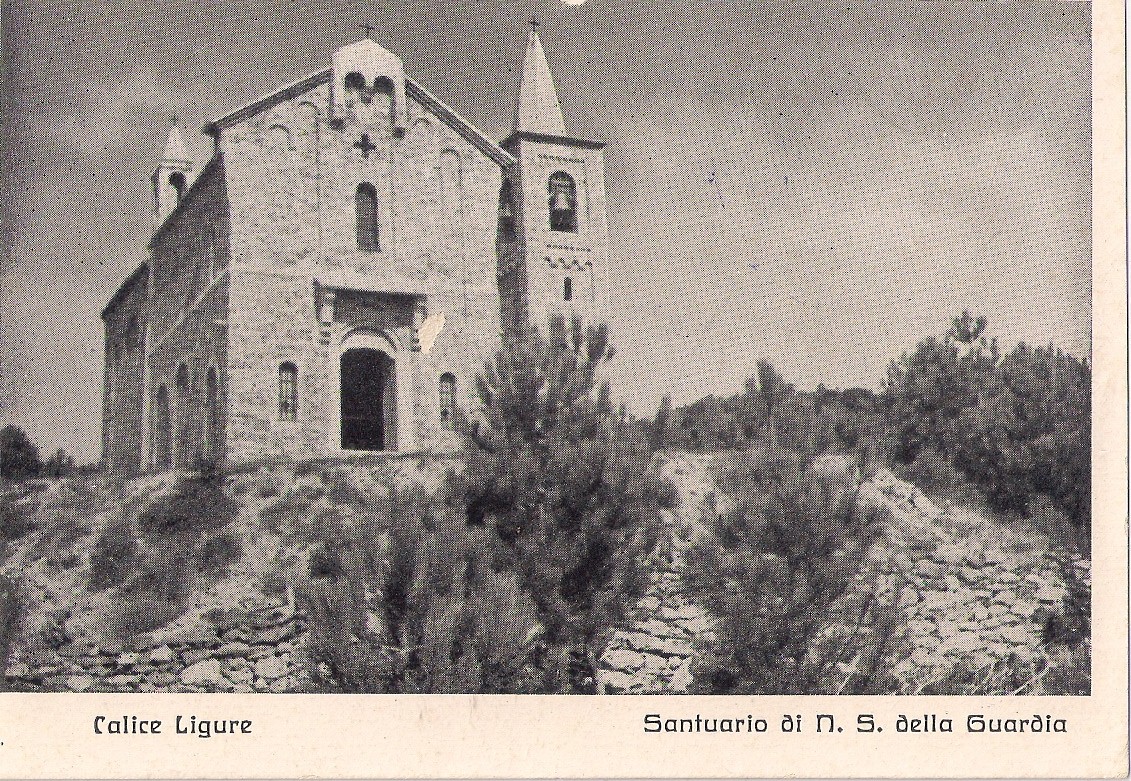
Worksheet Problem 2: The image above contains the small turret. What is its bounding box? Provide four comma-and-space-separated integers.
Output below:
152, 120, 194, 226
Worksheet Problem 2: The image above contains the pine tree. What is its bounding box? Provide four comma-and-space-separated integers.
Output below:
459, 314, 676, 692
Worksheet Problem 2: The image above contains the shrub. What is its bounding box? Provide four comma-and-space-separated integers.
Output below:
303, 482, 542, 694
0, 498, 35, 542
137, 471, 237, 537
0, 426, 40, 481
198, 529, 243, 576
683, 443, 891, 694
87, 519, 140, 590
885, 313, 1090, 550
459, 314, 676, 692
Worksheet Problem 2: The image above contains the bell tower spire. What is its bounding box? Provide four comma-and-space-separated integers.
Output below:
515, 20, 567, 137
501, 20, 611, 335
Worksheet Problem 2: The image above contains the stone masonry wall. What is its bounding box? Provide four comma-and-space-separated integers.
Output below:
597, 454, 1090, 695
5, 601, 312, 693
101, 268, 149, 476
220, 77, 504, 464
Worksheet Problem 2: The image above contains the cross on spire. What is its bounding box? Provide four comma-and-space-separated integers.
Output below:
360, 22, 377, 40
529, 15, 540, 32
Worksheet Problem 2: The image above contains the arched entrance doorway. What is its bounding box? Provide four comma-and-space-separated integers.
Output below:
340, 348, 396, 451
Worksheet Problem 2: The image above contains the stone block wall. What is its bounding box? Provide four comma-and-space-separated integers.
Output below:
101, 267, 149, 475
5, 603, 312, 693
217, 76, 505, 464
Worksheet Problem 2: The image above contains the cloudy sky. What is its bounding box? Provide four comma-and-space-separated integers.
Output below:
1, 0, 1091, 463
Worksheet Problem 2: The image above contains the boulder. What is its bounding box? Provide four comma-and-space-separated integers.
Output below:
668, 660, 694, 693
999, 625, 1033, 645
66, 675, 94, 692
600, 670, 638, 694
254, 655, 289, 680
215, 642, 251, 657
148, 646, 174, 664
940, 631, 981, 655
180, 659, 225, 688
622, 633, 694, 658
601, 649, 646, 672
934, 545, 965, 566
249, 624, 295, 645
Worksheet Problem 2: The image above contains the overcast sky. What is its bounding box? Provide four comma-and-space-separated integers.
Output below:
1, 0, 1091, 463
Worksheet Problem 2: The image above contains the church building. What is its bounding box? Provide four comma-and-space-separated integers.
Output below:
100, 26, 611, 474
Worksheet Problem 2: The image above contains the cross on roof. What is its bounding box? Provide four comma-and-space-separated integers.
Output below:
354, 133, 378, 158
360, 22, 377, 40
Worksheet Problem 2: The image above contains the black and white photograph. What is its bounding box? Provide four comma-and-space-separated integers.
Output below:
0, 0, 1124, 775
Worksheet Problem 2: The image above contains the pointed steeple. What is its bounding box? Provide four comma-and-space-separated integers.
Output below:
515, 25, 567, 137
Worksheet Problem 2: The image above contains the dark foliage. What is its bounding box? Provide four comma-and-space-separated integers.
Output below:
458, 314, 677, 692
1042, 556, 1091, 648
42, 449, 75, 479
0, 426, 40, 481
87, 519, 140, 590
683, 443, 894, 694
303, 482, 542, 694
0, 499, 36, 542
886, 312, 1091, 551
137, 469, 238, 537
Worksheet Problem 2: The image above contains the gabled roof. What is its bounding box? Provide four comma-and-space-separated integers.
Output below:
101, 262, 149, 320
204, 68, 516, 168
148, 155, 223, 249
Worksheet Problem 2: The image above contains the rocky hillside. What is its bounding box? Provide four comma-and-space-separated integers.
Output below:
1, 452, 1088, 694
596, 453, 1089, 694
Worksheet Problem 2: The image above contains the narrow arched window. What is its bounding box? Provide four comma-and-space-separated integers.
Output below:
356, 183, 380, 251
175, 364, 191, 467
439, 373, 457, 431
498, 179, 515, 241
563, 276, 573, 301
169, 171, 186, 203
279, 362, 298, 421
205, 368, 220, 456
548, 171, 577, 233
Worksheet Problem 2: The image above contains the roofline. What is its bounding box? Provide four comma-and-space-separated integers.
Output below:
102, 262, 149, 320
404, 79, 515, 168
148, 155, 223, 249
206, 69, 332, 133
201, 67, 516, 168
502, 131, 605, 151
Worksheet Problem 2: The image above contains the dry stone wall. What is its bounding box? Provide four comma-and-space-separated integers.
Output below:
597, 454, 1090, 695
5, 602, 312, 693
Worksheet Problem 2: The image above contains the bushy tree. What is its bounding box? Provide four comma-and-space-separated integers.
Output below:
43, 449, 75, 479
683, 444, 894, 694
0, 426, 40, 481
304, 482, 542, 694
885, 312, 1090, 549
459, 314, 676, 692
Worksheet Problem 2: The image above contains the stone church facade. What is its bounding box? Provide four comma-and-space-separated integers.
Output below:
101, 29, 610, 474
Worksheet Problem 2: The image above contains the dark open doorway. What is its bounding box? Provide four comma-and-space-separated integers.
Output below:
340, 348, 395, 451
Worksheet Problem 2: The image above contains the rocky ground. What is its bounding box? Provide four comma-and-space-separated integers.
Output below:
596, 452, 1090, 694
3, 453, 1089, 694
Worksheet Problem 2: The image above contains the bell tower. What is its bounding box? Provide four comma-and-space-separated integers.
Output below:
501, 22, 610, 333
152, 120, 194, 226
